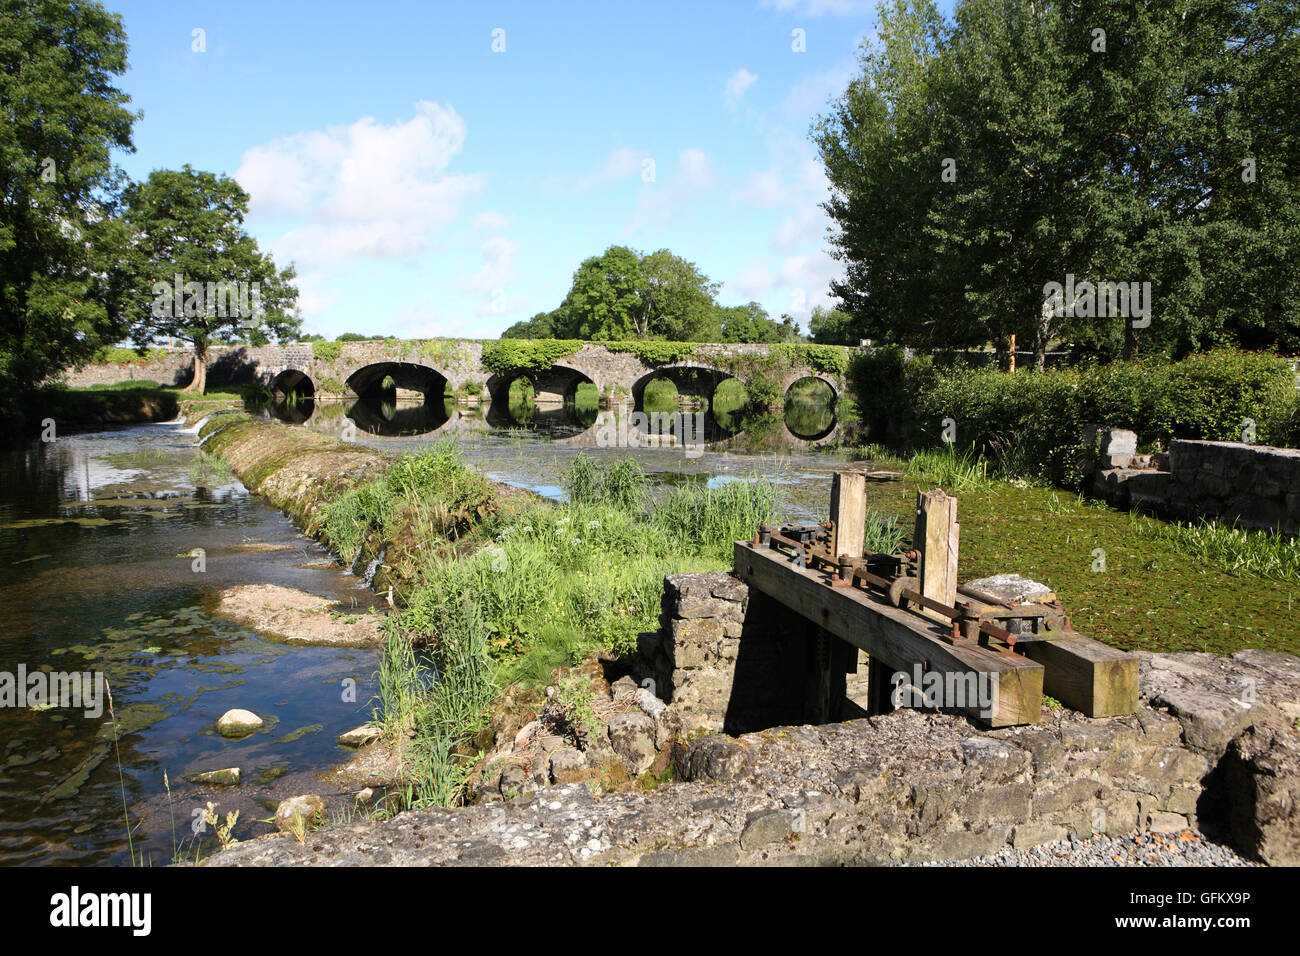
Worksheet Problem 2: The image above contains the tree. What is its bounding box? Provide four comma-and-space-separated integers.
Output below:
502, 310, 559, 339
554, 246, 720, 340
119, 166, 300, 392
0, 0, 138, 397
815, 0, 1300, 365
716, 301, 806, 343
808, 305, 857, 344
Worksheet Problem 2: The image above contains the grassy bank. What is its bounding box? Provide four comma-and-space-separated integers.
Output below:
197, 414, 776, 811
322, 447, 775, 809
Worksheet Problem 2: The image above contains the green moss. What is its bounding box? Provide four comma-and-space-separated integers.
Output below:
604, 340, 698, 365
860, 471, 1300, 657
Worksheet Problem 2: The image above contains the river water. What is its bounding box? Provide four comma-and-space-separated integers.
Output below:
0, 420, 382, 865
0, 395, 853, 865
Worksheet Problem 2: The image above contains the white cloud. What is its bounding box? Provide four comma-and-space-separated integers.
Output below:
735, 167, 794, 207
576, 147, 651, 192
235, 101, 485, 268
780, 65, 853, 123
724, 68, 758, 111
629, 148, 715, 230
474, 210, 510, 233
463, 235, 517, 295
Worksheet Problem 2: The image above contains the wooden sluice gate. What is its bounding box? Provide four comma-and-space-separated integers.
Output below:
732, 471, 1139, 728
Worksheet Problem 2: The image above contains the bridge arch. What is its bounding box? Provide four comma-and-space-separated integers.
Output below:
485, 364, 597, 408
269, 368, 315, 399
783, 374, 838, 406
630, 364, 736, 411
346, 361, 448, 400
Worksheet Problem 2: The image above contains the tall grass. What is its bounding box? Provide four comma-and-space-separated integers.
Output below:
319, 438, 495, 559
1132, 515, 1300, 583
862, 508, 905, 554
563, 454, 647, 510
374, 449, 779, 810
400, 600, 496, 809
905, 445, 991, 491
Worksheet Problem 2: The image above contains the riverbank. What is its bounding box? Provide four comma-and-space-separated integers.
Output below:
191, 412, 1300, 865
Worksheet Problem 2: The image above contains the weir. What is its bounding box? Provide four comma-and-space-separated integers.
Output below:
731, 472, 1140, 728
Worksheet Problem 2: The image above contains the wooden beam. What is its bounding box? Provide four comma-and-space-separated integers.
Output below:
914, 490, 959, 623
1019, 634, 1139, 718
734, 541, 1043, 727
830, 471, 868, 559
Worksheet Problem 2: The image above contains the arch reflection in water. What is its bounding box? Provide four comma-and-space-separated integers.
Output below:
485, 376, 599, 438
783, 375, 838, 441
268, 395, 316, 424
345, 395, 453, 437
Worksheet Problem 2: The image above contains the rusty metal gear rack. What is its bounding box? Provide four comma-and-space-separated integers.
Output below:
733, 472, 1139, 727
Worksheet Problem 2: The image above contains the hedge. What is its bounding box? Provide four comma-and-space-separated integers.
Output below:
850, 348, 1299, 483
480, 339, 583, 374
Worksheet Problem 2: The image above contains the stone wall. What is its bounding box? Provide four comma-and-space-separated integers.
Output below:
206, 570, 1296, 866
1089, 428, 1300, 535
63, 349, 194, 388
206, 643, 1300, 866
1168, 440, 1300, 534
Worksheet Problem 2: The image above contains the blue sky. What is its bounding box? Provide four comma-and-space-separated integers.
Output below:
109, 0, 899, 340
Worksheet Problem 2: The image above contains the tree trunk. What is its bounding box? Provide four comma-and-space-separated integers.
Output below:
185, 346, 207, 393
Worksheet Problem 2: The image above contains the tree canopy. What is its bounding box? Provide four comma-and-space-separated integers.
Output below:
0, 0, 138, 393
119, 166, 299, 391
814, 0, 1300, 364
502, 245, 807, 343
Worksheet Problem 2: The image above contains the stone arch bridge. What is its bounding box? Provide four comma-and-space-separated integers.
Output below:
94, 339, 845, 410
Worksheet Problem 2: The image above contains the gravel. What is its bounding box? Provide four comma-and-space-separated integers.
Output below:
922, 829, 1260, 867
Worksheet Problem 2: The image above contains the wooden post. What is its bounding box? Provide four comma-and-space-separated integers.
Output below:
866, 655, 896, 716
1008, 333, 1016, 373
914, 490, 959, 623
830, 471, 868, 559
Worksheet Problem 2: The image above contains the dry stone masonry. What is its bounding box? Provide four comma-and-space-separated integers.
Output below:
207, 571, 1300, 866
1090, 426, 1300, 534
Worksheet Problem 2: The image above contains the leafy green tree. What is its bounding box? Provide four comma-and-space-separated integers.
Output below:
554, 245, 720, 340
502, 310, 559, 339
716, 301, 806, 343
809, 305, 857, 344
119, 166, 300, 392
0, 0, 138, 397
815, 0, 1300, 365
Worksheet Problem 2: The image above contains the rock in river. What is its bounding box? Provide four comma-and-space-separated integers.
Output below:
275, 794, 326, 833
217, 709, 264, 738
337, 724, 382, 748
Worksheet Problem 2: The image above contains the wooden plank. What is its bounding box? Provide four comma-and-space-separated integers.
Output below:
914, 490, 959, 623
734, 541, 1043, 727
1019, 634, 1139, 718
830, 471, 868, 559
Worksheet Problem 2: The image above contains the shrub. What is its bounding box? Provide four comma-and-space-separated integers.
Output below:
481, 339, 583, 374
851, 348, 1297, 483
311, 340, 343, 363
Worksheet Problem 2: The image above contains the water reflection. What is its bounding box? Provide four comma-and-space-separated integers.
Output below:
784, 401, 837, 441
282, 393, 838, 449
345, 394, 453, 437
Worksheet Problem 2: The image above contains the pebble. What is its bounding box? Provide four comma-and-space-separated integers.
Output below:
922, 828, 1259, 867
